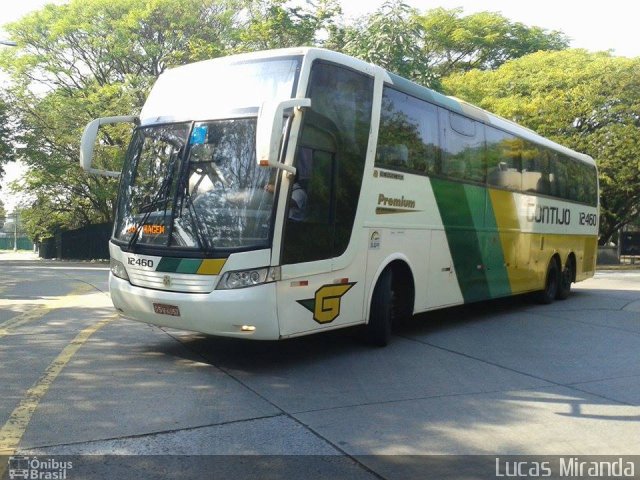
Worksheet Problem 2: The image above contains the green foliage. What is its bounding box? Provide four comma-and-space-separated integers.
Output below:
236, 0, 342, 51
0, 198, 5, 229
0, 97, 16, 179
419, 7, 568, 75
0, 0, 243, 240
341, 2, 430, 84
444, 50, 640, 244
0, 0, 633, 246
340, 1, 568, 88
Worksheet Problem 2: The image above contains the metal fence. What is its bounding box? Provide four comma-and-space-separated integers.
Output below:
0, 236, 34, 250
39, 223, 112, 260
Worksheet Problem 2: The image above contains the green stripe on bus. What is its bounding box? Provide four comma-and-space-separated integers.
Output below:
156, 257, 228, 275
482, 191, 512, 298
431, 179, 514, 302
156, 257, 182, 273
431, 179, 490, 303
176, 258, 203, 274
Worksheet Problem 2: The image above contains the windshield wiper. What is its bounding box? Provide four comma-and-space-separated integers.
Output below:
127, 170, 174, 251
172, 157, 212, 252
183, 191, 212, 252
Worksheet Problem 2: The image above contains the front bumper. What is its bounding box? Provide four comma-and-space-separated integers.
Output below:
109, 274, 280, 340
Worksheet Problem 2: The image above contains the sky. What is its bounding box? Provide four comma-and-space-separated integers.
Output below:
343, 0, 640, 57
1, 0, 639, 212
2, 0, 639, 57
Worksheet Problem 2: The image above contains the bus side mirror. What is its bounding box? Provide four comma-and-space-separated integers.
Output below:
256, 98, 311, 174
80, 115, 139, 177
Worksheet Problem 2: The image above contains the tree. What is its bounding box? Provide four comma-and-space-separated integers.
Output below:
339, 1, 568, 89
340, 2, 431, 85
0, 97, 16, 180
235, 0, 341, 51
443, 50, 640, 244
0, 198, 5, 229
0, 0, 345, 240
418, 7, 568, 77
0, 0, 242, 239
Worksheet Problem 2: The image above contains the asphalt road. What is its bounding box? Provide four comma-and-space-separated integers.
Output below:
1, 252, 639, 479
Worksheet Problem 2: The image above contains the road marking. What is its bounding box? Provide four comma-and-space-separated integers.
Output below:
0, 316, 114, 455
0, 284, 107, 338
13, 266, 109, 271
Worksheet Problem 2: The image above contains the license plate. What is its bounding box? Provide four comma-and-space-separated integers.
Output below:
153, 303, 181, 317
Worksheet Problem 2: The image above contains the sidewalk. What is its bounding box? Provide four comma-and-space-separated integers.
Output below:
0, 250, 40, 261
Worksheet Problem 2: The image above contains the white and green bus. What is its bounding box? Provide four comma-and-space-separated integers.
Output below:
81, 48, 598, 346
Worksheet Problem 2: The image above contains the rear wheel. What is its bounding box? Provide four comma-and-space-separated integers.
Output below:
556, 258, 574, 300
365, 269, 395, 347
536, 258, 560, 304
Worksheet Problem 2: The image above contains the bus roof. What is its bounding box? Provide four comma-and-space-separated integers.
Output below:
151, 47, 595, 167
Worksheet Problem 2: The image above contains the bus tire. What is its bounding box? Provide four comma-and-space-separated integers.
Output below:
366, 268, 394, 347
556, 257, 574, 300
537, 258, 560, 304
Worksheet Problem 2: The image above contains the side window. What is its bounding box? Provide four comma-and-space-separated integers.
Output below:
550, 154, 570, 200
282, 62, 373, 264
566, 157, 597, 205
376, 87, 439, 174
485, 127, 521, 191
521, 141, 551, 195
583, 163, 598, 206
441, 110, 485, 183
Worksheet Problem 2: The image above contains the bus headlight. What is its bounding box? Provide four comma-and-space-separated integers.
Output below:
216, 266, 280, 290
110, 257, 130, 281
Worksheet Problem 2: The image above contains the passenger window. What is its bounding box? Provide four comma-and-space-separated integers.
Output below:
521, 142, 551, 195
376, 87, 439, 174
485, 127, 521, 191
442, 110, 485, 183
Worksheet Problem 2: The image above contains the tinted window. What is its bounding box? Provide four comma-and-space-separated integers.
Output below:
441, 110, 485, 183
521, 141, 552, 195
376, 87, 439, 174
566, 157, 598, 205
282, 62, 373, 264
485, 126, 521, 191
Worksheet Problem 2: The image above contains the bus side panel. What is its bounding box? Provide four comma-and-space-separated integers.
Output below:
425, 229, 465, 309
276, 253, 368, 338
488, 189, 532, 293
434, 183, 599, 302
513, 193, 599, 288
580, 235, 598, 280
431, 178, 513, 303
364, 171, 464, 314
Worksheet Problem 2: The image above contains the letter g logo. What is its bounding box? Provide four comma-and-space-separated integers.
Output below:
297, 283, 356, 324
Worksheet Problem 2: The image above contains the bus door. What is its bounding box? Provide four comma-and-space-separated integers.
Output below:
276, 61, 374, 337
276, 141, 360, 337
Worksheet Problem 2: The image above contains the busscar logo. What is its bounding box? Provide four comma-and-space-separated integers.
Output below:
297, 283, 356, 324
369, 231, 381, 250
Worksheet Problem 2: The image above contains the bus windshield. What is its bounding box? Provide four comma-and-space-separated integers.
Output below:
114, 119, 277, 252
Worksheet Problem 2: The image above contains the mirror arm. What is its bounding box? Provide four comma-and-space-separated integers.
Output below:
257, 98, 311, 175
80, 115, 139, 177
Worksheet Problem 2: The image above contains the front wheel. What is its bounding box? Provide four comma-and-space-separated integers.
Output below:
365, 269, 394, 347
536, 258, 560, 304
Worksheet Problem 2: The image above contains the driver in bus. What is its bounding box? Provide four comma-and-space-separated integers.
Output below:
264, 147, 311, 221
